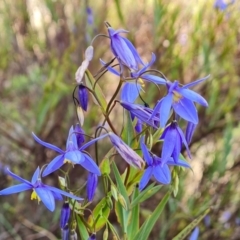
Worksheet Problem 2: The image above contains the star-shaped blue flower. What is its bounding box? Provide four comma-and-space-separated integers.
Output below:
32, 126, 108, 177
151, 76, 209, 127
0, 167, 83, 212
161, 121, 191, 165
106, 24, 144, 71
139, 137, 190, 191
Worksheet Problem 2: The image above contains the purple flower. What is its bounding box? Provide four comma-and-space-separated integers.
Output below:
120, 101, 159, 129
87, 173, 98, 201
62, 225, 70, 240
151, 76, 209, 127
86, 7, 94, 25
161, 121, 191, 165
78, 85, 89, 111
139, 138, 190, 190
32, 126, 108, 177
106, 24, 144, 71
121, 82, 142, 103
214, 0, 228, 10
0, 167, 83, 212
60, 202, 70, 229
108, 132, 144, 169
189, 227, 199, 240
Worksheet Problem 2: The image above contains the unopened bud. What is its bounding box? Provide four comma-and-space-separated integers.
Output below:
60, 202, 70, 228
78, 85, 89, 111
106, 195, 113, 209
62, 225, 69, 240
103, 227, 108, 240
118, 193, 128, 210
74, 124, 85, 147
77, 106, 84, 126
88, 233, 96, 240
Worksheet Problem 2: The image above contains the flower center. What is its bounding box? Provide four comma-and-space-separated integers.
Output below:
64, 159, 73, 164
173, 90, 182, 103
31, 190, 41, 203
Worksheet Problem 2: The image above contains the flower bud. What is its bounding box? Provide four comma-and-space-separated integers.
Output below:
88, 234, 96, 240
118, 193, 128, 210
78, 85, 89, 111
74, 124, 85, 148
103, 227, 108, 240
70, 230, 78, 240
77, 106, 84, 126
60, 202, 71, 228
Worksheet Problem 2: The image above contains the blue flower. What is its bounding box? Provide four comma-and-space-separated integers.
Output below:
108, 132, 144, 169
139, 137, 190, 191
120, 101, 160, 129
161, 121, 191, 165
88, 234, 96, 240
87, 173, 98, 201
74, 124, 85, 148
151, 76, 209, 127
106, 24, 144, 71
214, 0, 228, 10
189, 227, 199, 240
0, 167, 83, 212
60, 202, 70, 229
32, 126, 108, 177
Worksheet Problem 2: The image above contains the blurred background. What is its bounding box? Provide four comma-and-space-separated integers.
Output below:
0, 0, 240, 239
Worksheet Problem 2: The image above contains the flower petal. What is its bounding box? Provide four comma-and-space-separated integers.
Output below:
121, 82, 141, 103
32, 133, 64, 154
5, 168, 32, 186
100, 59, 120, 76
178, 88, 208, 107
80, 154, 101, 176
183, 75, 209, 89
35, 187, 55, 212
153, 164, 171, 184
31, 167, 40, 184
80, 133, 109, 151
66, 126, 78, 150
139, 167, 153, 191
173, 98, 198, 124
42, 155, 65, 177
45, 185, 83, 201
64, 150, 83, 164
160, 94, 173, 128
142, 74, 166, 85
167, 158, 190, 168
0, 183, 32, 195
140, 137, 153, 165
176, 126, 191, 159
87, 173, 98, 201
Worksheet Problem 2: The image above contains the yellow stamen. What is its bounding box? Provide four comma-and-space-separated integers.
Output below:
173, 90, 182, 103
64, 159, 72, 164
139, 78, 145, 87
31, 190, 41, 204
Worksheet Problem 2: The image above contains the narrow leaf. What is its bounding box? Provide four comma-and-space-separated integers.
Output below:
133, 190, 171, 240
172, 207, 211, 240
76, 214, 89, 240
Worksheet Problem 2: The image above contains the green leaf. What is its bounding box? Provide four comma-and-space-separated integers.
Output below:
122, 111, 135, 146
105, 218, 121, 240
100, 158, 111, 175
112, 162, 130, 209
133, 190, 171, 240
76, 214, 89, 240
127, 187, 140, 239
131, 183, 162, 208
85, 70, 107, 111
88, 197, 110, 231
172, 207, 211, 240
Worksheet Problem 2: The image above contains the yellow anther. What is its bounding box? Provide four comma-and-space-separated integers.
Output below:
173, 90, 182, 102
31, 190, 41, 203
64, 159, 72, 164
139, 78, 145, 87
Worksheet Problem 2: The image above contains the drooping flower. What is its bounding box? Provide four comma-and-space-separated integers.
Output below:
139, 137, 190, 191
62, 225, 70, 240
0, 167, 83, 212
87, 172, 98, 201
189, 227, 199, 240
108, 132, 144, 169
106, 23, 144, 71
120, 101, 160, 129
32, 126, 108, 177
78, 84, 89, 111
151, 76, 209, 127
160, 121, 191, 165
60, 202, 71, 229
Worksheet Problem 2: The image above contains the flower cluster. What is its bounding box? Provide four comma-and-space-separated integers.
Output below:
0, 22, 209, 239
